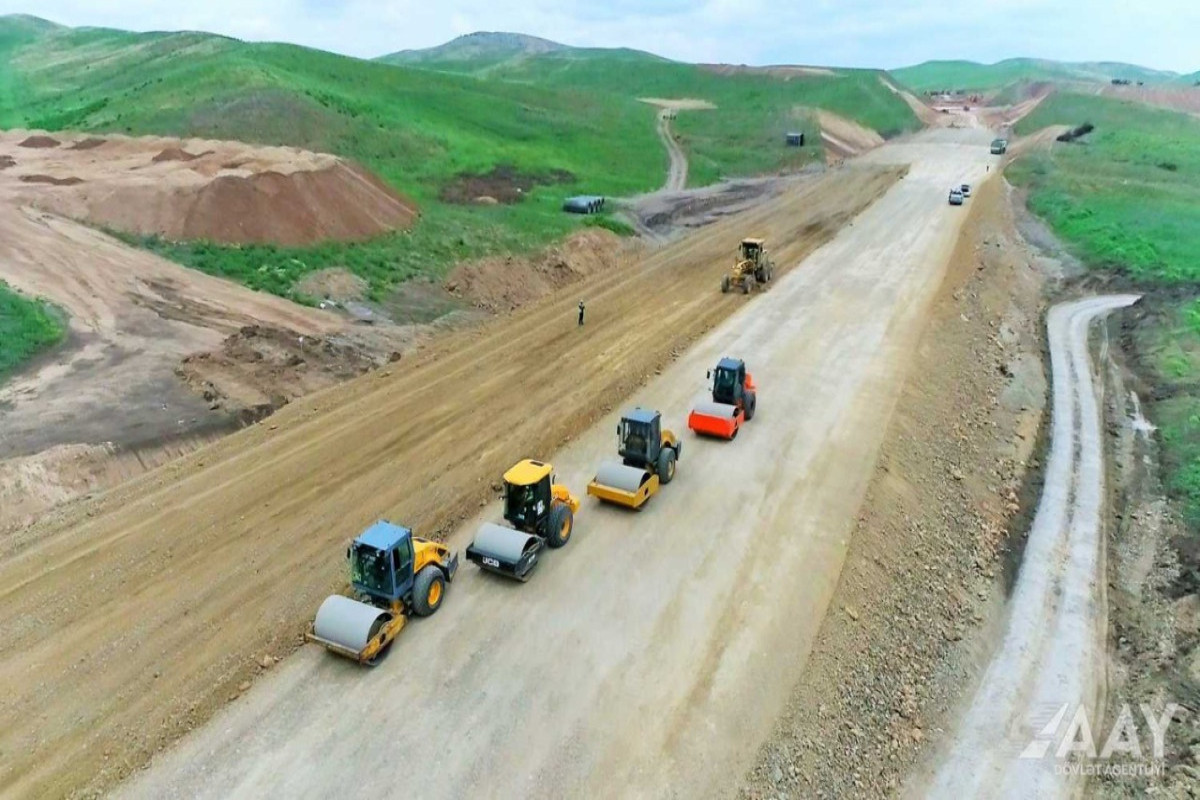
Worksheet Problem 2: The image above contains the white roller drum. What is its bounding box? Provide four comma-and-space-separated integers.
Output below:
312, 595, 390, 654
593, 461, 649, 493
692, 401, 737, 418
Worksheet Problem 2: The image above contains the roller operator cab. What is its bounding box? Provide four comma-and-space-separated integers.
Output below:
308, 521, 458, 665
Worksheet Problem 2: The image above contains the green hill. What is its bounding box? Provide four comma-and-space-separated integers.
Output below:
0, 18, 918, 304
894, 58, 1184, 94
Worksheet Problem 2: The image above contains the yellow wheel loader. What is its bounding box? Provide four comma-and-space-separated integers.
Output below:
308, 520, 458, 665
721, 238, 775, 295
587, 408, 681, 510
466, 459, 580, 581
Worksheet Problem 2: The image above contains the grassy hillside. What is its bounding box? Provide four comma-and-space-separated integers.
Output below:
1007, 92, 1200, 527
0, 281, 65, 379
0, 18, 917, 302
894, 58, 1182, 93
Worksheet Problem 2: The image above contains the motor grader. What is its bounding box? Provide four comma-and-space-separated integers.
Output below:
721, 238, 774, 294
466, 459, 579, 581
587, 408, 681, 510
308, 520, 458, 665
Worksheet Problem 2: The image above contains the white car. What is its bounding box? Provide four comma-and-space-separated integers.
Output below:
960, 183, 972, 197
948, 189, 964, 206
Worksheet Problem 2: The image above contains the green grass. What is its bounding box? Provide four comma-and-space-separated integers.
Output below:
893, 58, 1183, 94
1007, 91, 1200, 529
0, 281, 65, 378
1009, 93, 1200, 283
0, 18, 917, 298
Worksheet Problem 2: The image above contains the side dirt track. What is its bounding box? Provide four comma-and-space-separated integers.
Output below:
0, 159, 900, 798
117, 130, 994, 799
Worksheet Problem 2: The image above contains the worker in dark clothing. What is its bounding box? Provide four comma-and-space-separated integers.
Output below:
578, 300, 586, 326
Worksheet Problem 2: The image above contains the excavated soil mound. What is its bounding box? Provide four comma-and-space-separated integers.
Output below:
440, 164, 574, 205
152, 147, 204, 162
445, 228, 624, 312
19, 174, 84, 186
18, 135, 59, 149
179, 162, 418, 245
68, 138, 107, 151
0, 156, 14, 170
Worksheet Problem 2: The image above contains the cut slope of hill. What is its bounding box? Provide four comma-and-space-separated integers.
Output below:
895, 58, 1185, 93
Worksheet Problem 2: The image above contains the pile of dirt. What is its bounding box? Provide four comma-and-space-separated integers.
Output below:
444, 228, 627, 312
18, 135, 59, 148
152, 147, 205, 162
293, 268, 368, 304
0, 156, 13, 170
67, 137, 106, 151
742, 178, 1049, 798
440, 164, 574, 205
177, 324, 385, 412
18, 174, 83, 186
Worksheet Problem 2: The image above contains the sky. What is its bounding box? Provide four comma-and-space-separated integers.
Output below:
2, 0, 1197, 73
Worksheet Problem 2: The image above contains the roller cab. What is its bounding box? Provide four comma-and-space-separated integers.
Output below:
587, 408, 680, 509
688, 358, 757, 440
466, 460, 578, 581
308, 520, 458, 665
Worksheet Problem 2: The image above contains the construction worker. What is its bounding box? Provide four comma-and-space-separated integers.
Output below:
578, 300, 586, 326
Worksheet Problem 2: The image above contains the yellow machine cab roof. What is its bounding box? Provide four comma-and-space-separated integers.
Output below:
504, 459, 553, 486
742, 237, 764, 246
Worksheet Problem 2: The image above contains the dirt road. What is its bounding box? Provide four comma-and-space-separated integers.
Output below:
0, 157, 899, 798
111, 131, 995, 800
657, 111, 689, 191
924, 294, 1141, 799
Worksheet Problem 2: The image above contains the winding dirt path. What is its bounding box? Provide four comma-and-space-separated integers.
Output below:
925, 294, 1141, 798
657, 110, 689, 191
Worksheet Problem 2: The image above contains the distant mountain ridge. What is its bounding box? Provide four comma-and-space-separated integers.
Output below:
894, 57, 1193, 93
380, 32, 571, 64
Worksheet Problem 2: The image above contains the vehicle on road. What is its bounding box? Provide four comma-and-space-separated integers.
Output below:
722, 238, 774, 294
960, 183, 971, 197
307, 520, 458, 665
990, 138, 1008, 155
466, 459, 579, 581
688, 357, 757, 439
948, 189, 965, 206
587, 408, 681, 509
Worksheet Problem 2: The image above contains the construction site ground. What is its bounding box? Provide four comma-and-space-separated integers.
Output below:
37, 128, 997, 800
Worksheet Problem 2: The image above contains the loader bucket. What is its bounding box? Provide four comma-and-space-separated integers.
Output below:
587, 461, 658, 509
466, 522, 543, 581
308, 594, 402, 665
687, 401, 742, 439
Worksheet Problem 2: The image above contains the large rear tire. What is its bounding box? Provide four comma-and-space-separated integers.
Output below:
657, 447, 677, 485
743, 276, 755, 294
721, 275, 731, 294
744, 390, 757, 421
412, 566, 446, 617
546, 503, 573, 549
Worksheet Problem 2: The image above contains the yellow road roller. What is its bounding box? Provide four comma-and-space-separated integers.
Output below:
587, 407, 681, 509
466, 459, 579, 581
307, 520, 458, 665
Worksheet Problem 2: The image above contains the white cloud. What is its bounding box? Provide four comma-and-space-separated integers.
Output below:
1, 0, 1196, 72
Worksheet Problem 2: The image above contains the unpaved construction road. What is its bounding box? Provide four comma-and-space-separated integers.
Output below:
110, 130, 995, 799
657, 111, 689, 191
925, 294, 1141, 799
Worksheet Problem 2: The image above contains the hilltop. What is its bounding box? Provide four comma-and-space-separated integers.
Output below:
381, 31, 570, 64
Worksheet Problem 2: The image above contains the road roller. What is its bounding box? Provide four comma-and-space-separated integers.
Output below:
587, 407, 681, 510
307, 520, 458, 665
466, 459, 579, 581
687, 357, 757, 439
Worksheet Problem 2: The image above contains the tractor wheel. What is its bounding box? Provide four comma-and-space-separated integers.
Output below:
412, 566, 446, 617
721, 275, 731, 294
657, 447, 677, 485
546, 503, 574, 549
744, 390, 757, 421
742, 276, 755, 294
